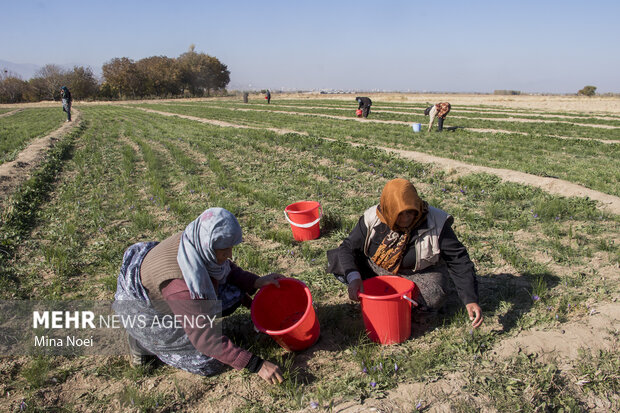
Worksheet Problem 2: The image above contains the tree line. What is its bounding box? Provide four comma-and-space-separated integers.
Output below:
0, 46, 229, 103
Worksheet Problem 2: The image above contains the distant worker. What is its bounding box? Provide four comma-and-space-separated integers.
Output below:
60, 86, 72, 122
265, 90, 271, 104
356, 96, 372, 118
243, 92, 249, 103
424, 102, 451, 132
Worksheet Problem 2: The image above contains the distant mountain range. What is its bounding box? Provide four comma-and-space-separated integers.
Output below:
0, 60, 42, 80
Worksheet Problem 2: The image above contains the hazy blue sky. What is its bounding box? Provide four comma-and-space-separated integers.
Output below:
3, 0, 619, 93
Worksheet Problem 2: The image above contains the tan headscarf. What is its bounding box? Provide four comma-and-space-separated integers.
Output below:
371, 179, 428, 273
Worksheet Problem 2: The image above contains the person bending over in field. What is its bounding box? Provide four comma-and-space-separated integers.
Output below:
424, 102, 451, 132
113, 207, 285, 384
327, 178, 483, 328
356, 96, 372, 118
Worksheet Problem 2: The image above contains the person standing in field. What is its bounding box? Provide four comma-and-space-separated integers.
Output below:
60, 86, 72, 122
327, 178, 483, 329
356, 96, 372, 118
265, 89, 271, 104
424, 102, 451, 132
113, 207, 285, 384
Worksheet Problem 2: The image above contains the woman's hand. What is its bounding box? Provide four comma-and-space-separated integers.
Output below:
258, 360, 284, 384
348, 279, 364, 301
254, 273, 285, 289
465, 303, 484, 328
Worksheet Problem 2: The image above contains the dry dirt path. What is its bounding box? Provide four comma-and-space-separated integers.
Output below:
194, 105, 620, 145
0, 109, 22, 118
135, 108, 620, 215
0, 109, 81, 206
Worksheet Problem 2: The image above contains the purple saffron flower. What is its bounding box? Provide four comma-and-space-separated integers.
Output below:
416, 402, 422, 410
310, 401, 319, 409
362, 367, 367, 374
20, 400, 26, 411
370, 381, 377, 388
379, 362, 383, 370
533, 213, 538, 218
394, 363, 399, 372
532, 295, 540, 301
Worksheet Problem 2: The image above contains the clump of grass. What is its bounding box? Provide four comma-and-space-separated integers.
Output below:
471, 353, 581, 411
21, 356, 52, 389
117, 384, 169, 412
575, 344, 620, 398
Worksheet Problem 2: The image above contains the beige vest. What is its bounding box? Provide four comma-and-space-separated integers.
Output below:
363, 205, 450, 272
140, 231, 185, 301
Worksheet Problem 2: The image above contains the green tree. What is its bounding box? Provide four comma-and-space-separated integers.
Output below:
578, 85, 596, 96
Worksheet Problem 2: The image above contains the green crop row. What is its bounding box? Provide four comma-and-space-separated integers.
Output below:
134, 102, 620, 197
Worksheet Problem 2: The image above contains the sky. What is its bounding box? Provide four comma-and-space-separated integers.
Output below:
2, 0, 620, 93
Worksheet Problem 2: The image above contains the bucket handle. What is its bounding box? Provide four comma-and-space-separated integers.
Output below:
402, 295, 419, 307
284, 205, 323, 228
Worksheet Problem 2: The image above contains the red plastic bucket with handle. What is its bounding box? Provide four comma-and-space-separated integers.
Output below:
356, 109, 363, 117
358, 276, 417, 344
284, 201, 322, 241
251, 278, 320, 351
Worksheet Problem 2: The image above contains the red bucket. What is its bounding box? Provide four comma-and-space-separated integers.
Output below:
251, 278, 320, 351
356, 109, 362, 117
358, 276, 417, 345
284, 201, 322, 241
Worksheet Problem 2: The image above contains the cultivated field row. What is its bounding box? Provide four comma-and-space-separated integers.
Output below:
131, 101, 620, 199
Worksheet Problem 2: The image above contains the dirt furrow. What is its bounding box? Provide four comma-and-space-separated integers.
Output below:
0, 109, 22, 118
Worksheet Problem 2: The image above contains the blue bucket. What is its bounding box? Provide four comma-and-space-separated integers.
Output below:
412, 123, 421, 133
